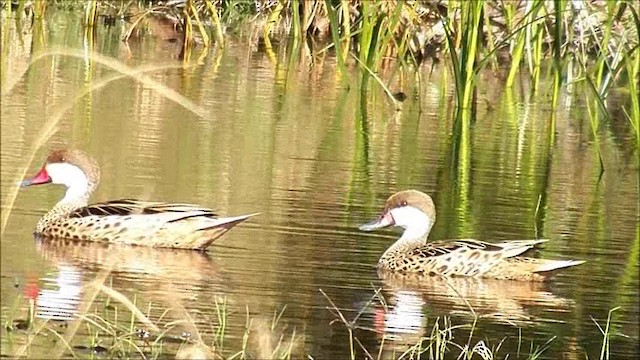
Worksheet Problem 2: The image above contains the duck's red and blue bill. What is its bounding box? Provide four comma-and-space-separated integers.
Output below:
21, 167, 52, 187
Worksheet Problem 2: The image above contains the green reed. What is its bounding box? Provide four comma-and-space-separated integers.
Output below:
443, 0, 484, 116
352, 54, 403, 111
592, 307, 621, 360
213, 296, 228, 351
263, 0, 284, 51
182, 0, 195, 60
32, 0, 47, 19
189, 0, 211, 49
339, 0, 351, 60
623, 5, 640, 152
83, 0, 97, 28
441, 2, 483, 217
550, 0, 566, 111
324, 0, 348, 86
583, 72, 606, 175
7, 1, 638, 74
357, 1, 375, 73
505, 0, 546, 89
289, 0, 300, 40
204, 0, 224, 46
2, 0, 639, 156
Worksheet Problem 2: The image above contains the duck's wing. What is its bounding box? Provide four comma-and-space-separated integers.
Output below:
492, 239, 548, 255
399, 239, 548, 276
417, 239, 548, 258
67, 199, 218, 218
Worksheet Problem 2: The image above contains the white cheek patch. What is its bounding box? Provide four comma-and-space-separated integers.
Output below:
46, 163, 90, 201
390, 206, 433, 240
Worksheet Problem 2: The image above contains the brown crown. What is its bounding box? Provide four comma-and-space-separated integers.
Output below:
384, 190, 436, 221
46, 149, 101, 184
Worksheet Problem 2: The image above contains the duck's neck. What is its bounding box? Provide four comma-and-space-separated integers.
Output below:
54, 190, 92, 213
379, 219, 433, 263
60, 181, 94, 206
38, 182, 96, 229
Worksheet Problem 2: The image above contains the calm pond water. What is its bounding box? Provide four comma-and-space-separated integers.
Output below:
1, 13, 638, 359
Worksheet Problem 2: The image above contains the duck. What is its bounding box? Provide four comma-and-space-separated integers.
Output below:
359, 190, 584, 281
20, 149, 258, 251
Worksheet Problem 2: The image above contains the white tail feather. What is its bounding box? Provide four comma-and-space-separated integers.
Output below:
535, 260, 585, 273
198, 213, 260, 231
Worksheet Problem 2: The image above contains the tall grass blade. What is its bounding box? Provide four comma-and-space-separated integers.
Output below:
0, 53, 195, 236
83, 0, 98, 27
350, 54, 401, 110
204, 0, 225, 46
325, 0, 349, 84
551, 0, 567, 110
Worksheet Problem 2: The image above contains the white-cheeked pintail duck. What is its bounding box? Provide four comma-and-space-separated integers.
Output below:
359, 190, 584, 281
21, 149, 258, 250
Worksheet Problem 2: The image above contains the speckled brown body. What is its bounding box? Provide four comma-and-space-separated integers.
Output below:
34, 200, 250, 250
377, 239, 556, 281
23, 150, 256, 250
362, 190, 584, 281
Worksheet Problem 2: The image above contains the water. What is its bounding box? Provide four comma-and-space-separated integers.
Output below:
1, 13, 638, 359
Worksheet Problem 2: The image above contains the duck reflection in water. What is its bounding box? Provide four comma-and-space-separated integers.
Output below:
35, 263, 82, 321
363, 275, 575, 357
33, 236, 223, 329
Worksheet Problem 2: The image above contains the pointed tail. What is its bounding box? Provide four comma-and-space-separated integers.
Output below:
534, 259, 585, 273
193, 213, 260, 250
198, 212, 260, 231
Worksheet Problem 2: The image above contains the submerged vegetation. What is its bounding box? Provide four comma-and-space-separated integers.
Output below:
2, 268, 302, 359
2, 280, 620, 359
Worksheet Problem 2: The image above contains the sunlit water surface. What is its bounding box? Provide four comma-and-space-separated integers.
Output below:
1, 13, 638, 359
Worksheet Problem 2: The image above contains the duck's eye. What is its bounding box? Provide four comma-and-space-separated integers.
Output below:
400, 200, 408, 206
